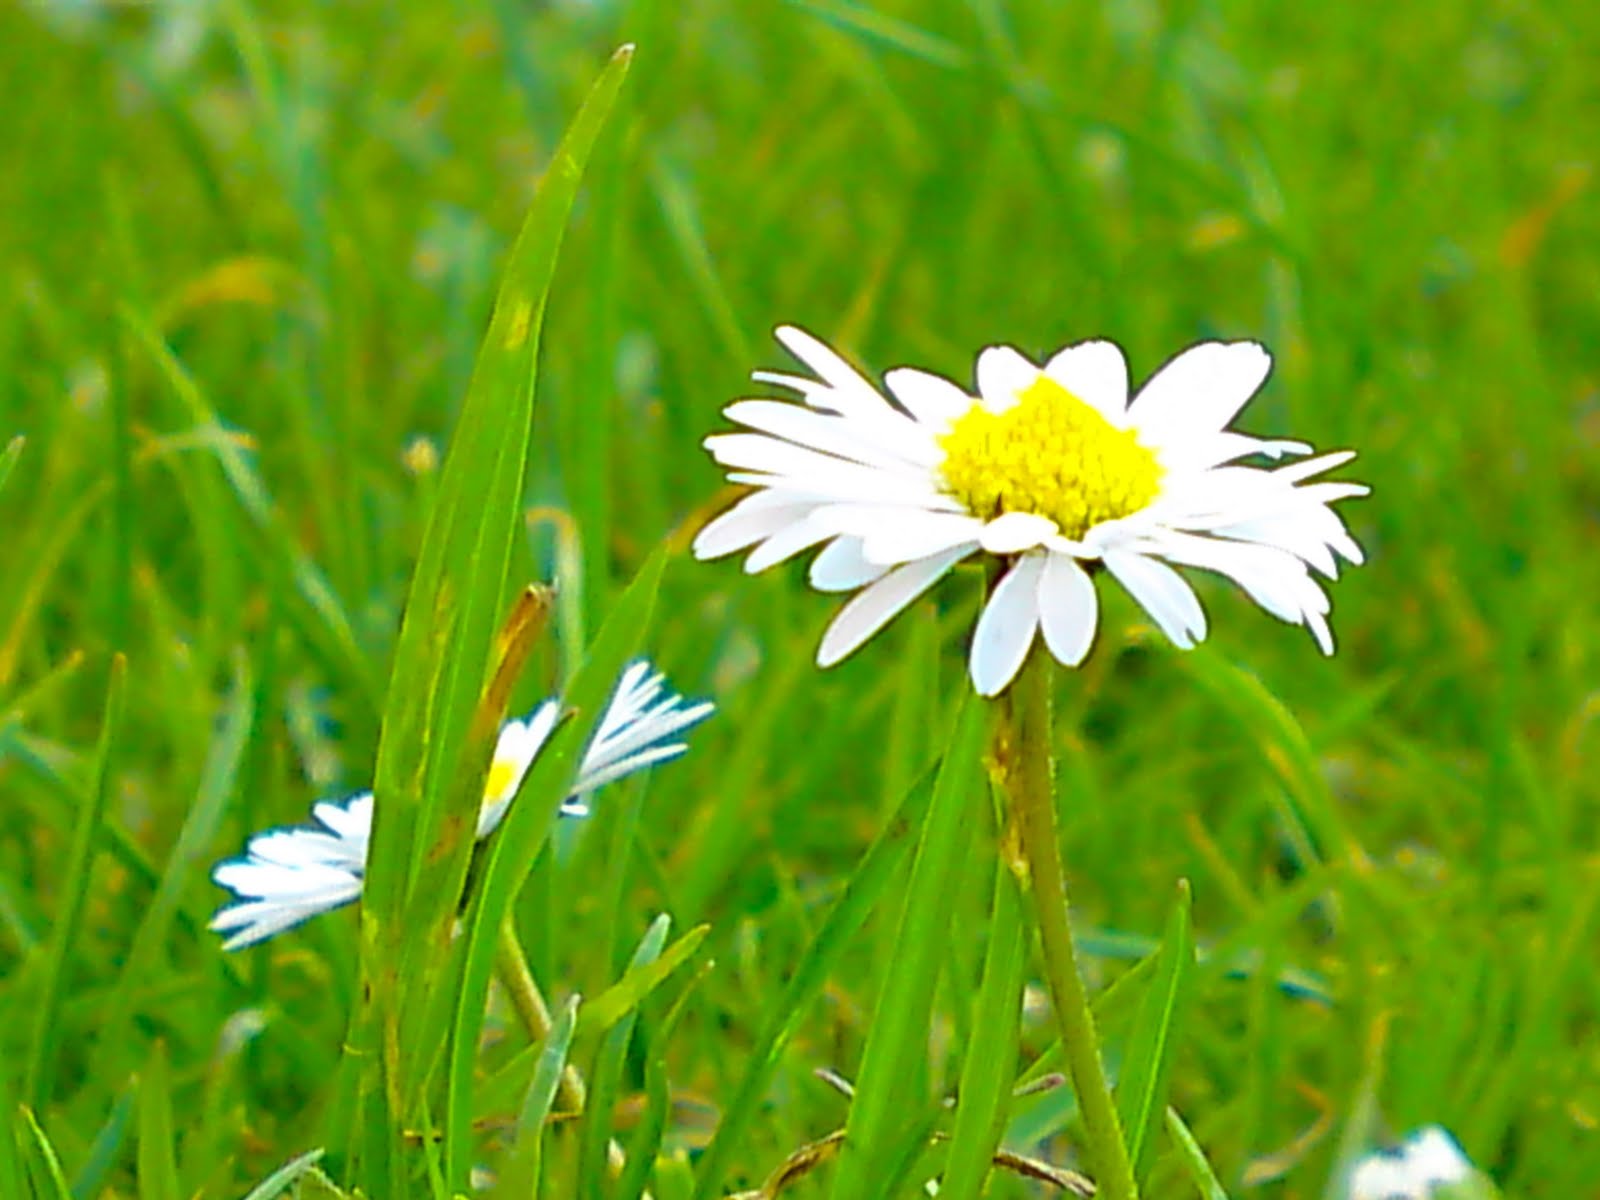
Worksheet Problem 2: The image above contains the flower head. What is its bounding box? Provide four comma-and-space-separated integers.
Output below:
1348, 1126, 1479, 1199
693, 326, 1367, 695
211, 660, 713, 949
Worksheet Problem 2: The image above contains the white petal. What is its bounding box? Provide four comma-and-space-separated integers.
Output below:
769, 325, 901, 425
809, 537, 890, 592
969, 554, 1045, 695
817, 546, 971, 667
743, 515, 838, 574
724, 467, 962, 511
1160, 432, 1311, 471
974, 346, 1041, 413
858, 510, 983, 565
722, 399, 941, 468
1037, 553, 1099, 667
1043, 340, 1129, 422
1104, 550, 1208, 648
692, 492, 815, 561
978, 511, 1058, 554
883, 366, 974, 427
1127, 341, 1272, 444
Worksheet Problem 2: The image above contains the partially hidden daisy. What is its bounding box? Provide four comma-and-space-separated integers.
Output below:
1348, 1126, 1484, 1200
693, 326, 1368, 696
211, 660, 713, 950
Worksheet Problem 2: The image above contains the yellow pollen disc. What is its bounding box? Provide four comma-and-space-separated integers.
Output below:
938, 374, 1163, 540
485, 757, 519, 800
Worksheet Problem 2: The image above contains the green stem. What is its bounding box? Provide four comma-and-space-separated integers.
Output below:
1000, 648, 1140, 1200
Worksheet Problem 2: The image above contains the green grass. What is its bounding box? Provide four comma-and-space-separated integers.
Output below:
2, 1, 1597, 1196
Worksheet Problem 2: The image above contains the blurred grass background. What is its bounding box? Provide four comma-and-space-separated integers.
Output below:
0, 0, 1596, 1195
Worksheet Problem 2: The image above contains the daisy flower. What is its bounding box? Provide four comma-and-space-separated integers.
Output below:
1348, 1126, 1481, 1199
211, 660, 713, 950
692, 326, 1367, 696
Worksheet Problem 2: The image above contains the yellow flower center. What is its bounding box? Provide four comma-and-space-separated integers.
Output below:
937, 374, 1163, 540
485, 756, 520, 801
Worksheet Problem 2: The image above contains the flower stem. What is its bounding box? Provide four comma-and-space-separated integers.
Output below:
999, 648, 1139, 1200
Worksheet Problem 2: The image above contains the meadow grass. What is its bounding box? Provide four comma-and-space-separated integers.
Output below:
1, 1, 1596, 1196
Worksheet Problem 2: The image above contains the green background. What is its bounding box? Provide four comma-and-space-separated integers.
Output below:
1, 0, 1595, 1195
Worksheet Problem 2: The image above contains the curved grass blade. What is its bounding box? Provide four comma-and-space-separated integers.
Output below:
1166, 1107, 1230, 1200
240, 1150, 333, 1200
1115, 880, 1194, 1183
17, 1106, 71, 1200
491, 995, 582, 1199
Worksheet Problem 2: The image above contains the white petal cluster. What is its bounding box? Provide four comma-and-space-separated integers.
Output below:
211, 661, 712, 950
694, 326, 1367, 696
1349, 1126, 1478, 1199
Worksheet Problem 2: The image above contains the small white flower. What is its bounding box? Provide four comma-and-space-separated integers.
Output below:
693, 326, 1368, 696
211, 661, 712, 950
1349, 1126, 1477, 1199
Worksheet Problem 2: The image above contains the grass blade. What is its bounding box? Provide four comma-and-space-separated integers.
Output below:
24, 654, 125, 1110
136, 1043, 182, 1200
342, 42, 634, 1193
239, 1150, 333, 1200
1165, 1107, 1231, 1200
17, 1106, 72, 1200
1116, 881, 1195, 1183
578, 915, 672, 1198
688, 758, 941, 1200
0, 436, 21, 496
490, 994, 582, 1200
575, 922, 709, 1040
443, 546, 667, 1191
940, 834, 1029, 1199
829, 696, 989, 1200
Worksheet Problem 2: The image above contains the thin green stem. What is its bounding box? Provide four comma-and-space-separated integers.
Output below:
999, 648, 1140, 1200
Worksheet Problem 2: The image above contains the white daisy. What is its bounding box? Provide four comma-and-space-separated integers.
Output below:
1348, 1126, 1478, 1199
693, 326, 1368, 696
211, 660, 713, 949
210, 793, 370, 951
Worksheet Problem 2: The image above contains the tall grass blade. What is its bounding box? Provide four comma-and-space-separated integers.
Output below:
829, 697, 988, 1200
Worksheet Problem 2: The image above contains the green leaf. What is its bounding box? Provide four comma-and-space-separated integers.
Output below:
24, 654, 125, 1110
137, 1043, 182, 1200
574, 922, 709, 1040
829, 697, 989, 1200
1165, 1108, 1230, 1200
939, 836, 1029, 1200
1116, 880, 1195, 1182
